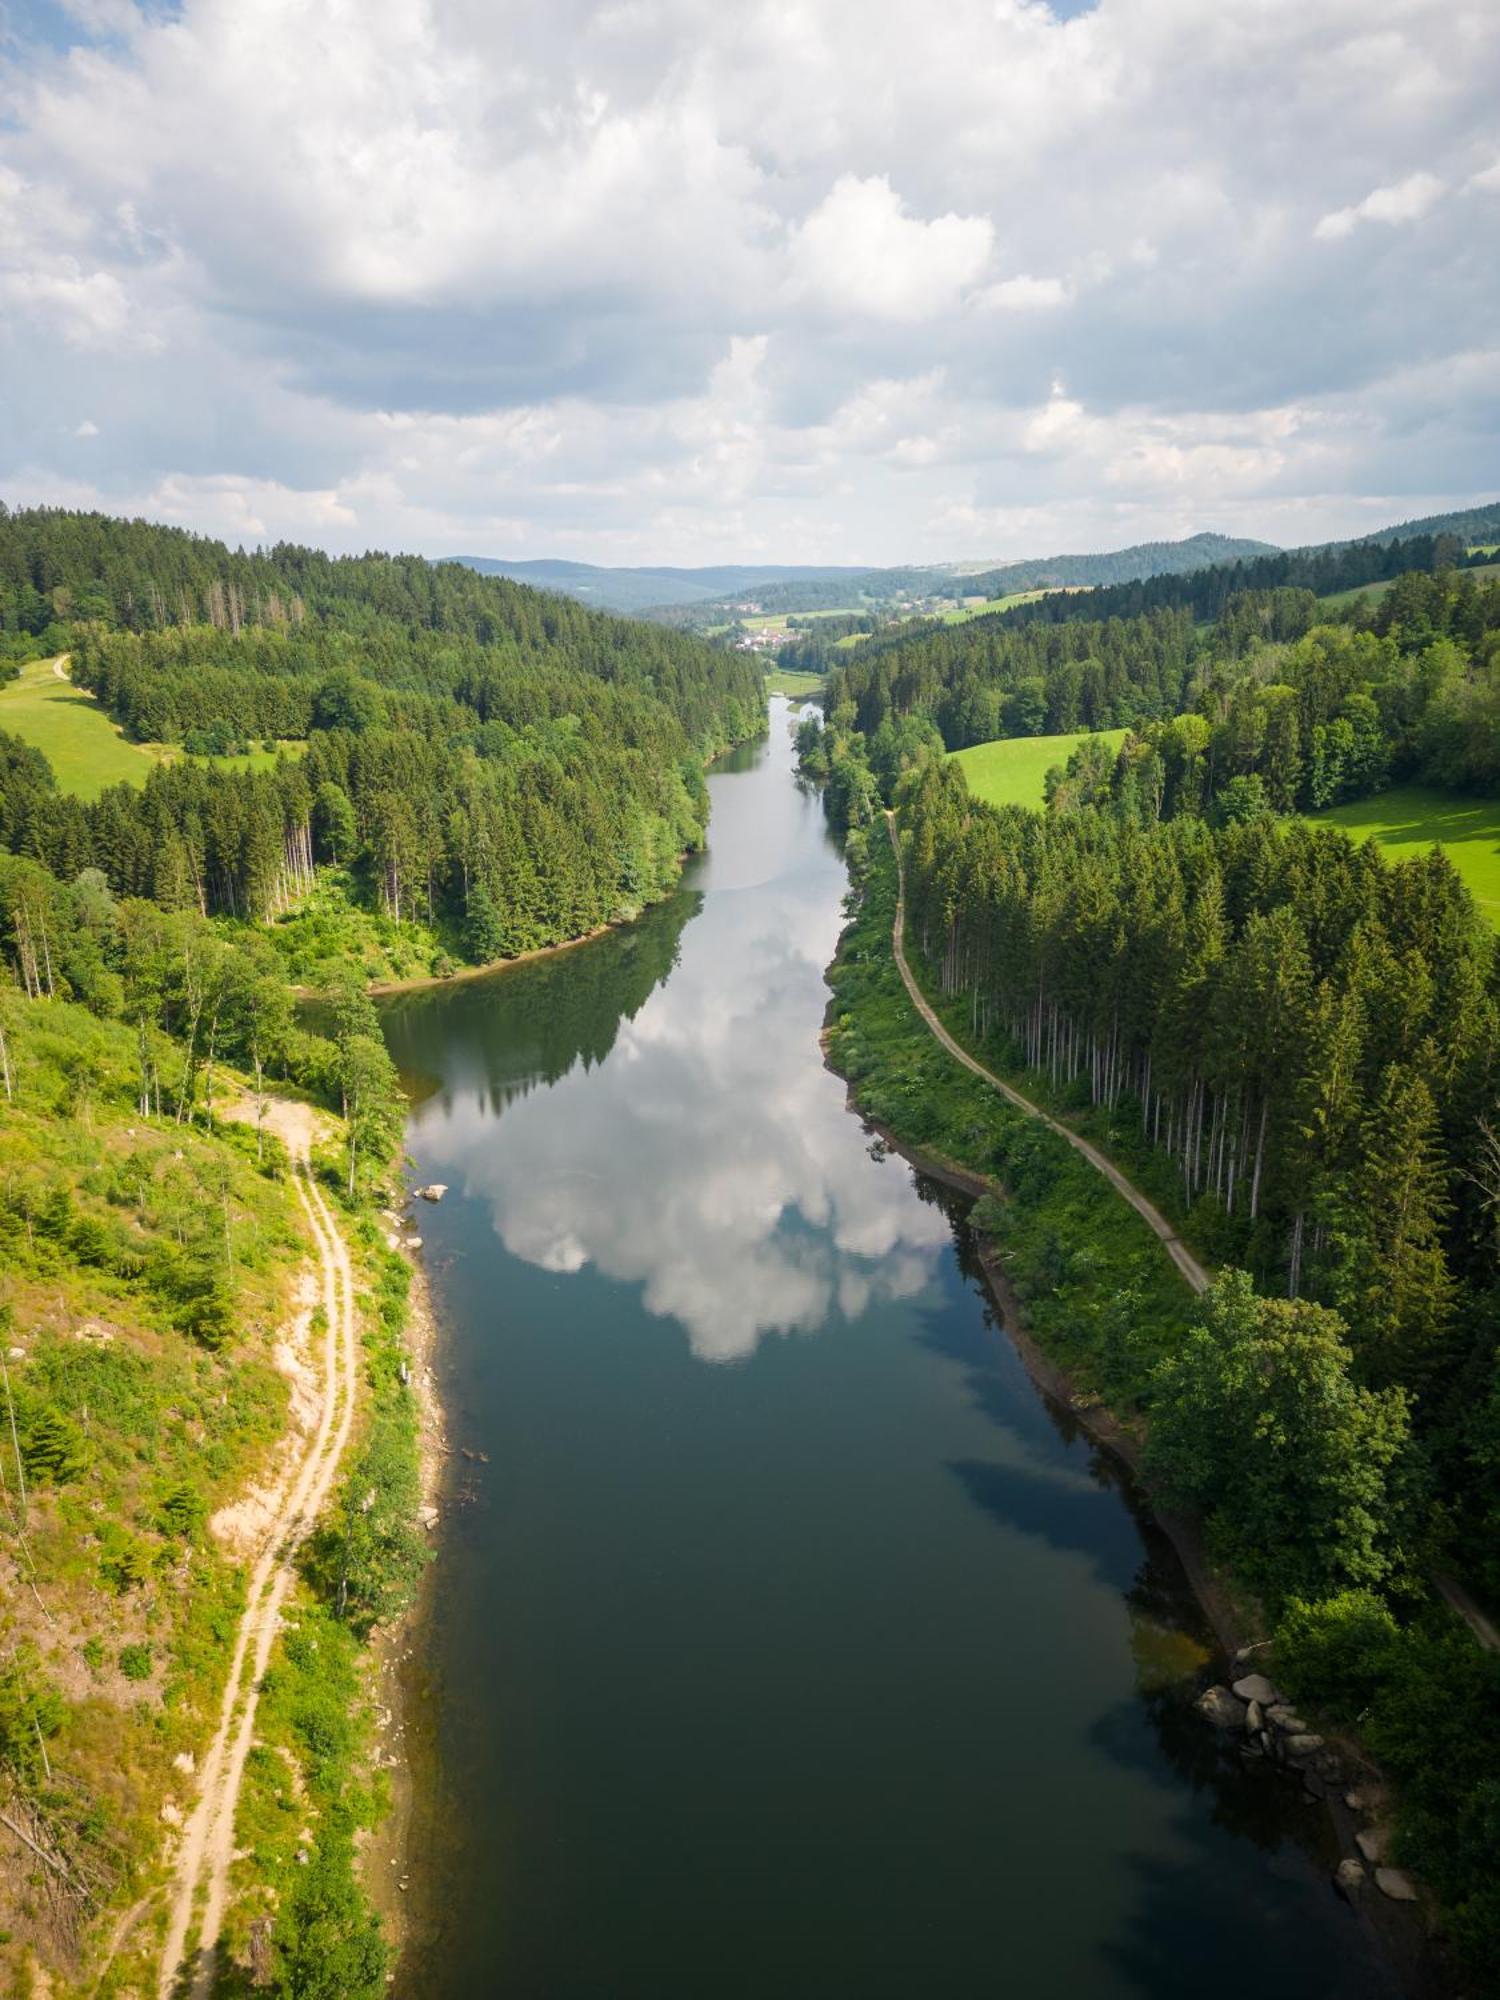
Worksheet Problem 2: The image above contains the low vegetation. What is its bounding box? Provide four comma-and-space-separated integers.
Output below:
0, 898, 423, 1994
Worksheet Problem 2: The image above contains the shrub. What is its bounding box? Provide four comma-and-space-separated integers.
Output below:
1273, 1590, 1401, 1720
118, 1644, 152, 1681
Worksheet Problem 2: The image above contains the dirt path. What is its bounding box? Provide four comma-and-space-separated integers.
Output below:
883, 812, 1500, 1659
158, 1108, 359, 1998
884, 813, 1210, 1295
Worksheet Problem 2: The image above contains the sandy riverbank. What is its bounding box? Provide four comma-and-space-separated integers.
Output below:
359, 1230, 449, 1968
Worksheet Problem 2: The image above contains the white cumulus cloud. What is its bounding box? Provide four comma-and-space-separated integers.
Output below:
0, 0, 1494, 560
1315, 169, 1446, 239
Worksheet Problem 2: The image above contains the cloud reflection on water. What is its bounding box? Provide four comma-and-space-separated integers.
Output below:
411, 744, 951, 1361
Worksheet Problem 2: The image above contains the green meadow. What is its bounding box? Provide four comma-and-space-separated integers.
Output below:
762, 666, 826, 697
1307, 783, 1500, 930
1319, 559, 1500, 613
951, 726, 1128, 809
0, 654, 303, 799
939, 588, 1048, 623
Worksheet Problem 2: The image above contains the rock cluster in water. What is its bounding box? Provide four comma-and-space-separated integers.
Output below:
1193, 1658, 1420, 1907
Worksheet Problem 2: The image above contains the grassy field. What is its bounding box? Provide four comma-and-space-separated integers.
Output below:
1307, 784, 1500, 930
1317, 577, 1398, 612
0, 654, 176, 797
0, 654, 303, 798
762, 666, 826, 698
939, 588, 1048, 623
951, 726, 1128, 809
1320, 560, 1500, 613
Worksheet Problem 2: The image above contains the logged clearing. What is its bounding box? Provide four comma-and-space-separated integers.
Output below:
951, 727, 1128, 810
1307, 784, 1500, 930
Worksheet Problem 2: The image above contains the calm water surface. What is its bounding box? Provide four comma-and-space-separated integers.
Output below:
380, 701, 1398, 2000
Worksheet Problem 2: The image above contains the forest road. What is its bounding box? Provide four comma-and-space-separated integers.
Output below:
157, 1104, 359, 1999
884, 812, 1211, 1295
884, 810, 1500, 1657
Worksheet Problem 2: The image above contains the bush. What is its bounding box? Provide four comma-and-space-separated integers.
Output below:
0, 1648, 64, 1780
1273, 1590, 1401, 1720
118, 1643, 152, 1681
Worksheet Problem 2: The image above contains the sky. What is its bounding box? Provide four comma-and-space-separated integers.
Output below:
1, 0, 1497, 567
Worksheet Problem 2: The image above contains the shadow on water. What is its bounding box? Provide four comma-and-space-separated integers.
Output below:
897, 1173, 1409, 2000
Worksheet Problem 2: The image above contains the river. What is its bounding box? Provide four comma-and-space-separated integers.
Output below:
378, 699, 1399, 2000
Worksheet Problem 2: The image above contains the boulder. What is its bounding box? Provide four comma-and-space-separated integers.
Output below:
1284, 1733, 1326, 1760
1196, 1685, 1248, 1730
1244, 1699, 1264, 1733
1334, 1859, 1366, 1899
1345, 1784, 1388, 1813
1375, 1868, 1419, 1903
416, 1183, 448, 1202
1356, 1826, 1393, 1865
1266, 1704, 1306, 1733
1231, 1673, 1280, 1706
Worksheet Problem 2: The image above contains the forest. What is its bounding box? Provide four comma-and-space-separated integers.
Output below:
809, 550, 1500, 1984
0, 505, 764, 1997
0, 507, 762, 972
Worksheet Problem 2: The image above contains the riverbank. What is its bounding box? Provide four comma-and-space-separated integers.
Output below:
360, 725, 768, 997
359, 1215, 449, 1962
833, 1093, 1252, 1655
821, 835, 1453, 1996
363, 922, 616, 997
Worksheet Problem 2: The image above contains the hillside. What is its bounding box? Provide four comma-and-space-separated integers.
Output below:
443, 556, 875, 614
0, 507, 763, 986
0, 935, 416, 1996
0, 501, 769, 1996
950, 530, 1277, 597
1333, 497, 1500, 551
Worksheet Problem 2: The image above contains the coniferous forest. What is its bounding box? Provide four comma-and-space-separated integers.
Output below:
807, 551, 1500, 1983
0, 507, 761, 972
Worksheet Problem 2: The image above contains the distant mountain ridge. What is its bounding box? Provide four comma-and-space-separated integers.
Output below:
447, 501, 1500, 619
447, 535, 1279, 617
949, 530, 1279, 599
443, 556, 873, 614
1316, 499, 1500, 552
